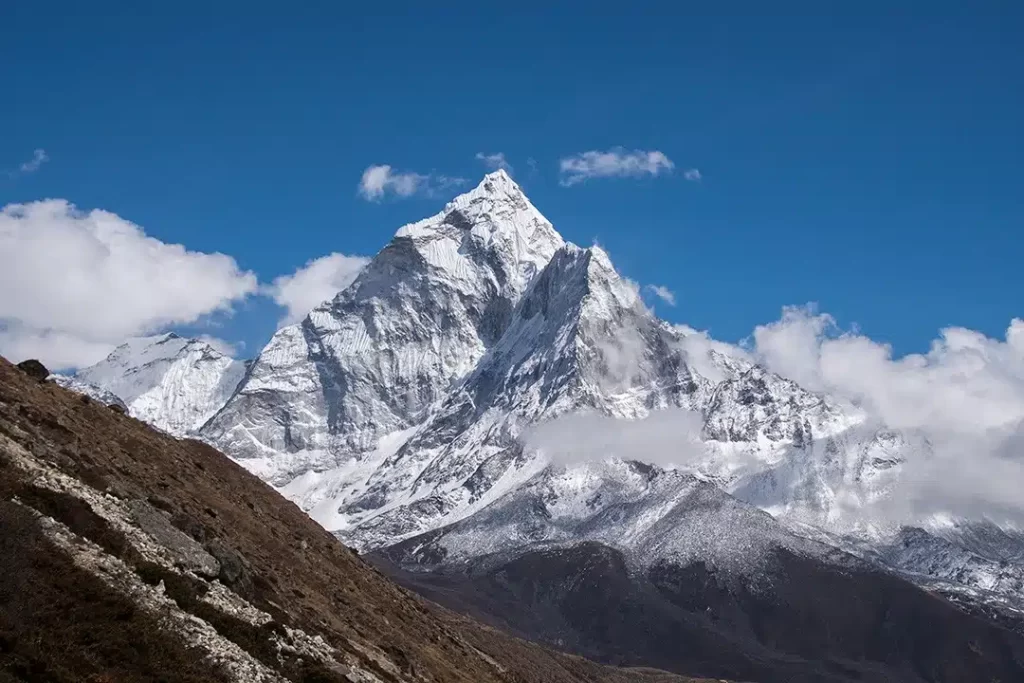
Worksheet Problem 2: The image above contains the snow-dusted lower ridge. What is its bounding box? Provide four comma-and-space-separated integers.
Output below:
78, 171, 1024, 621
71, 333, 246, 436
380, 459, 842, 575
48, 373, 128, 410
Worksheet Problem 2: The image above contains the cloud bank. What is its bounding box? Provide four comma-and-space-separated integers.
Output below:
751, 305, 1024, 436
745, 306, 1024, 525
0, 200, 257, 369
559, 148, 675, 186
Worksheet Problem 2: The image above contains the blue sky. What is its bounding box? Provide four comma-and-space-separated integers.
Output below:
1, 2, 1021, 366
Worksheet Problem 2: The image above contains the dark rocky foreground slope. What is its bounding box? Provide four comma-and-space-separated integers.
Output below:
0, 357, 711, 683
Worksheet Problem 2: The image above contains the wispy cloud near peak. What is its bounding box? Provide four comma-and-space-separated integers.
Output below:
475, 152, 513, 174
6, 149, 49, 178
358, 164, 466, 201
645, 284, 677, 306
559, 147, 674, 186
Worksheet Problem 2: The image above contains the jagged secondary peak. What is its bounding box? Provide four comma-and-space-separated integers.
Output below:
75, 333, 245, 436
515, 243, 641, 326
498, 243, 688, 416
78, 333, 230, 402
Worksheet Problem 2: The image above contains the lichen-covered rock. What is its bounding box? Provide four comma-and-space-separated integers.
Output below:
128, 499, 220, 578
206, 538, 251, 593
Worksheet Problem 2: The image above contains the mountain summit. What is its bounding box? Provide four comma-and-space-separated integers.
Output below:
201, 171, 563, 483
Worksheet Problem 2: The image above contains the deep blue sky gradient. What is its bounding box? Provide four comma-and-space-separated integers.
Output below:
2, 2, 1021, 356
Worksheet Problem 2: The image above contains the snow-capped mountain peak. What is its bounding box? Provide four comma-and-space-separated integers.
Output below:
398, 168, 535, 239
200, 172, 566, 483
297, 243, 706, 548
392, 169, 563, 296
74, 333, 245, 436
67, 174, 1024, 621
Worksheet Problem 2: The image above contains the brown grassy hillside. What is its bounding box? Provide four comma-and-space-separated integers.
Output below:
0, 356, 715, 683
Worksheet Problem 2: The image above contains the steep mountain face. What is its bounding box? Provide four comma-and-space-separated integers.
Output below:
201, 170, 563, 484
0, 357, 712, 683
323, 243, 711, 548
72, 333, 245, 436
272, 228, 858, 551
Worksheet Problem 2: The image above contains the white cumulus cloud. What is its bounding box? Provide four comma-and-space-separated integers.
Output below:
750, 305, 1024, 436
748, 305, 836, 392
0, 325, 116, 371
358, 164, 466, 201
683, 168, 702, 182
0, 200, 257, 370
745, 306, 1024, 524
267, 252, 370, 325
645, 284, 677, 306
559, 147, 675, 186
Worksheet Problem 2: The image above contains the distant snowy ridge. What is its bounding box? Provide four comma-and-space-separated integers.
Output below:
70, 333, 246, 436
